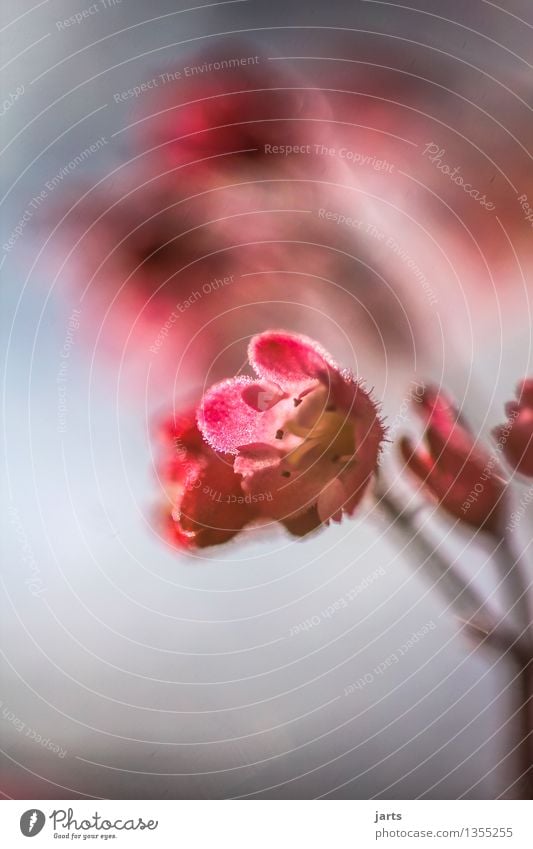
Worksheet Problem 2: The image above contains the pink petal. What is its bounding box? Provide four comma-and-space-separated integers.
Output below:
241, 381, 287, 411
197, 377, 290, 455
178, 451, 258, 547
248, 331, 337, 391
317, 479, 346, 523
280, 506, 322, 537
157, 409, 205, 453
239, 375, 383, 524
234, 444, 282, 476
241, 459, 339, 524
330, 380, 385, 515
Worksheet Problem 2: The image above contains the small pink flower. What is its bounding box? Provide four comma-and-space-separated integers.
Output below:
157, 332, 384, 550
493, 379, 533, 477
400, 386, 506, 533
196, 330, 385, 535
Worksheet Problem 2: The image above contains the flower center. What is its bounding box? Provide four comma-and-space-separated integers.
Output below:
283, 387, 355, 470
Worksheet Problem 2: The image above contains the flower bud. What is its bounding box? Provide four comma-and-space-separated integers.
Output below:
400, 386, 506, 534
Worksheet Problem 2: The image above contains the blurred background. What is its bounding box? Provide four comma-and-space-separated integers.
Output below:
1, 0, 533, 799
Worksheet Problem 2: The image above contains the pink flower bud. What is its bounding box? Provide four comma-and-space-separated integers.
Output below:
400, 386, 506, 533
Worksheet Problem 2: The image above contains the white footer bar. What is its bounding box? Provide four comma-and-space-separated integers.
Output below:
1, 799, 531, 848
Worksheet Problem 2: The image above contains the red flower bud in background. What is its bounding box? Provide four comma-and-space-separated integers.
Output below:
400, 386, 506, 533
43, 43, 420, 398
493, 379, 533, 477
137, 47, 331, 186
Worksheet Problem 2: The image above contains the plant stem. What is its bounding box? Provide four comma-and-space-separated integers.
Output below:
374, 483, 533, 797
490, 532, 533, 797
517, 663, 533, 798
494, 532, 533, 648
377, 487, 504, 630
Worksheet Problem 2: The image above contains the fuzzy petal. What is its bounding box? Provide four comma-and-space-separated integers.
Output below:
332, 378, 385, 514
197, 376, 290, 455
248, 331, 336, 391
